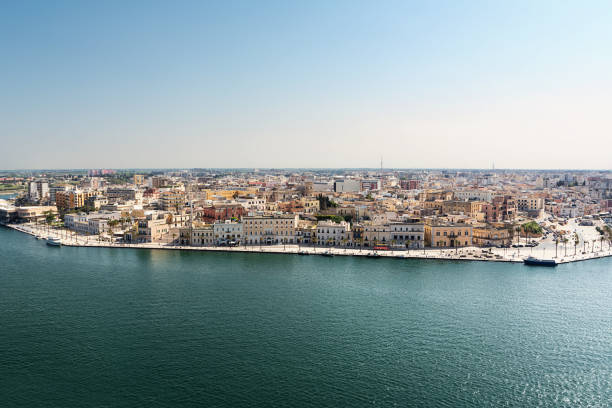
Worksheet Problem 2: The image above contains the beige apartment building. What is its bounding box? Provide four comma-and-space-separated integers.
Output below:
472, 227, 511, 247
242, 214, 298, 245
441, 201, 485, 217
56, 190, 94, 211
424, 223, 473, 247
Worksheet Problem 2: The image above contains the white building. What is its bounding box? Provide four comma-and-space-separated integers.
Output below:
316, 221, 350, 246
28, 181, 49, 202
334, 179, 361, 193
388, 222, 425, 248
213, 220, 243, 244
242, 214, 299, 245
64, 211, 121, 235
236, 197, 266, 211
454, 190, 493, 202
517, 196, 544, 212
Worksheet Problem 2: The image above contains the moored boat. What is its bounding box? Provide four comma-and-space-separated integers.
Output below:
46, 236, 62, 246
524, 256, 556, 267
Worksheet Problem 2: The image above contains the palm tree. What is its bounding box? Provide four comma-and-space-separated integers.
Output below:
574, 235, 579, 256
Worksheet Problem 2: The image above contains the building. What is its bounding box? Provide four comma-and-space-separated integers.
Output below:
159, 190, 185, 212
133, 174, 145, 185
0, 200, 17, 224
64, 211, 121, 235
424, 223, 473, 248
472, 227, 511, 247
213, 220, 243, 244
400, 179, 420, 190
517, 196, 544, 212
202, 203, 245, 223
361, 179, 381, 191
28, 181, 49, 202
388, 221, 425, 248
55, 190, 94, 211
242, 214, 299, 245
334, 179, 361, 193
316, 220, 350, 246
454, 190, 493, 202
106, 188, 142, 202
49, 185, 70, 204
481, 196, 516, 223
15, 206, 57, 223
179, 223, 214, 246
152, 176, 170, 188
133, 214, 171, 243
442, 201, 484, 217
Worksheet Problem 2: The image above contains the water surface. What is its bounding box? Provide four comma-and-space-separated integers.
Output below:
1, 227, 610, 407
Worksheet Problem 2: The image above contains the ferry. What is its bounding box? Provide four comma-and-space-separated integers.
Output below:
524, 256, 556, 267
46, 236, 62, 247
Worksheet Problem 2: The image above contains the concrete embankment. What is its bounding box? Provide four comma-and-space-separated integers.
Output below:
5, 223, 612, 265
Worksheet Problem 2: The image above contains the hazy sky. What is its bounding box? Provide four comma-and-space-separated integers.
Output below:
1, 0, 611, 170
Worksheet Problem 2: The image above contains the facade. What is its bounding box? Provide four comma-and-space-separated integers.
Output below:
28, 181, 49, 202
135, 215, 170, 243
202, 203, 245, 223
334, 179, 361, 193
517, 196, 544, 212
49, 185, 70, 204
424, 223, 473, 247
64, 211, 121, 235
482, 196, 516, 223
400, 179, 420, 190
16, 206, 57, 223
179, 224, 214, 246
133, 174, 145, 185
213, 220, 243, 244
442, 201, 484, 217
106, 188, 141, 202
388, 221, 425, 248
362, 223, 391, 247
454, 190, 493, 202
242, 214, 298, 245
159, 190, 185, 212
55, 190, 94, 211
472, 227, 511, 247
361, 179, 381, 191
316, 221, 350, 246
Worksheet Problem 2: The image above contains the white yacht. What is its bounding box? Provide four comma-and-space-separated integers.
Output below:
46, 236, 62, 246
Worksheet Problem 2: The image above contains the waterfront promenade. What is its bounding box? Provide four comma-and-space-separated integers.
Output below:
8, 222, 612, 265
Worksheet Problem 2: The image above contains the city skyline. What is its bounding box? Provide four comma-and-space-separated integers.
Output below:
2, 1, 612, 170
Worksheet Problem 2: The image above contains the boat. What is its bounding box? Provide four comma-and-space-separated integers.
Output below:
367, 252, 381, 258
46, 236, 62, 247
524, 256, 556, 267
321, 251, 334, 257
298, 250, 310, 255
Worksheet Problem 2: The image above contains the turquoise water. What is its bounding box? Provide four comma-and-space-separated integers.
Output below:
1, 227, 610, 407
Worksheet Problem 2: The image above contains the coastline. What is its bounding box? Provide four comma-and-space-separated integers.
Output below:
5, 222, 612, 265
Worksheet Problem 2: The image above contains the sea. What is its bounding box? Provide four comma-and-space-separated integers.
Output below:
0, 226, 610, 407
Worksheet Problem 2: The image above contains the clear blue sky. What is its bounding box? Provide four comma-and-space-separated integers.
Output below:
1, 0, 611, 169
